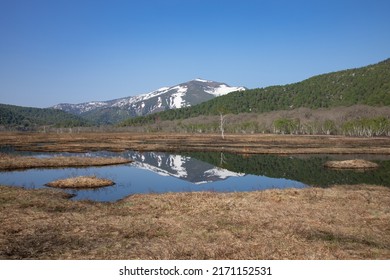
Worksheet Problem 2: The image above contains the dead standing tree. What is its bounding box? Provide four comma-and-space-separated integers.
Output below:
219, 112, 226, 139
218, 106, 228, 139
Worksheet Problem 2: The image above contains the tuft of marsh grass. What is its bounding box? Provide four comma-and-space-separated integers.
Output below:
324, 159, 379, 169
45, 176, 114, 189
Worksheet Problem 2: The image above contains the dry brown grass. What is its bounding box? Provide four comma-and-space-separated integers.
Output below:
45, 176, 114, 189
0, 184, 389, 260
324, 159, 379, 169
0, 154, 131, 171
1, 132, 390, 154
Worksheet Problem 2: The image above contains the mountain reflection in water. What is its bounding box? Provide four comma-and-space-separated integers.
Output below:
0, 151, 307, 202
1, 150, 389, 202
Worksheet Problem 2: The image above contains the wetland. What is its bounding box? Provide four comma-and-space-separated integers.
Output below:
1, 132, 390, 259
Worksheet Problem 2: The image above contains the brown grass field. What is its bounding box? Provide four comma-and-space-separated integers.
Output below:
0, 132, 389, 260
1, 132, 390, 154
0, 184, 389, 260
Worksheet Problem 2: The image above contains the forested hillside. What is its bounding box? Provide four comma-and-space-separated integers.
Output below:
121, 58, 390, 126
0, 103, 89, 129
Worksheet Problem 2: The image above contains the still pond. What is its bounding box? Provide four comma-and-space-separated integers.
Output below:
1, 149, 389, 202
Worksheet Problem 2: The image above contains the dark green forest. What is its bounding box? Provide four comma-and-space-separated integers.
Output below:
0, 103, 89, 129
121, 59, 390, 126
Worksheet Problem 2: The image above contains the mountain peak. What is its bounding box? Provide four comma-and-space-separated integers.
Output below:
193, 78, 212, 83
51, 79, 245, 124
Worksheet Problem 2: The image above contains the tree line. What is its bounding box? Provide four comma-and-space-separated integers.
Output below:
272, 117, 390, 136
117, 105, 390, 137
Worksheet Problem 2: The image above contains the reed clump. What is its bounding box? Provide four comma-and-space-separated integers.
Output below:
324, 159, 379, 169
45, 176, 114, 189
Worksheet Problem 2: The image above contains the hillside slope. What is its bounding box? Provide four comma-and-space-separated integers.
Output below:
121, 58, 390, 126
0, 103, 89, 129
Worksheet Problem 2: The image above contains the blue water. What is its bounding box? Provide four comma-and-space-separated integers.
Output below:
0, 151, 307, 202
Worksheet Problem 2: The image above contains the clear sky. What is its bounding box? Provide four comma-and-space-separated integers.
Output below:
1, 0, 390, 108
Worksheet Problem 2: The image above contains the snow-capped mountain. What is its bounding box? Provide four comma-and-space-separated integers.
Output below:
126, 151, 244, 184
51, 79, 245, 123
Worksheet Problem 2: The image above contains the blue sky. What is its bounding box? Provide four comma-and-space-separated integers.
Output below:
1, 0, 390, 108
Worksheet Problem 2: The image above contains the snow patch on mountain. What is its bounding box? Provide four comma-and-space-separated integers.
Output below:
112, 86, 171, 108
157, 97, 163, 108
205, 84, 245, 97
194, 78, 211, 83
169, 85, 189, 108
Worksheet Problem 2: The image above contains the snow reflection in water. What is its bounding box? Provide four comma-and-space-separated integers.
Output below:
0, 151, 307, 202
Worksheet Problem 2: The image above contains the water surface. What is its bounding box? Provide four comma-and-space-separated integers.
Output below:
1, 150, 389, 202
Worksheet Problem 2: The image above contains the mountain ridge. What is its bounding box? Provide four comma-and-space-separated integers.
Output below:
52, 79, 246, 124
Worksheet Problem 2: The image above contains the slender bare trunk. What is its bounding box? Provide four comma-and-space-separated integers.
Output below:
220, 113, 225, 139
